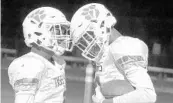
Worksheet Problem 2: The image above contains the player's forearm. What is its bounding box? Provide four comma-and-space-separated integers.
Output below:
112, 88, 157, 103
15, 93, 35, 103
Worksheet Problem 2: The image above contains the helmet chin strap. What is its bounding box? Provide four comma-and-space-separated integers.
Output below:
93, 48, 105, 62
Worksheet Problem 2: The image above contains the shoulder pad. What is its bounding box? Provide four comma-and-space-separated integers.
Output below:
111, 36, 148, 56
8, 55, 45, 79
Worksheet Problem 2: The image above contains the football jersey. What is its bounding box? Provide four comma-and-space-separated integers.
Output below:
93, 36, 156, 103
8, 52, 66, 103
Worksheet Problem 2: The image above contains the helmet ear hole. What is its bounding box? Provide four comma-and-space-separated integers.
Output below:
37, 39, 42, 45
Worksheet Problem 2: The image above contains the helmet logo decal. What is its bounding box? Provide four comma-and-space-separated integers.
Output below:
29, 9, 46, 23
81, 5, 100, 21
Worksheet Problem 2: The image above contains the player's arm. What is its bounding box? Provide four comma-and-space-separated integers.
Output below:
110, 61, 156, 103
102, 66, 157, 103
109, 39, 157, 103
14, 78, 38, 103
8, 57, 44, 103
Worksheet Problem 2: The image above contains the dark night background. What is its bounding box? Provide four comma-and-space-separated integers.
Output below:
1, 0, 173, 68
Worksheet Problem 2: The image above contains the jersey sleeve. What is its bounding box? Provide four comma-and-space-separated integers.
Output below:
110, 37, 152, 88
8, 56, 45, 95
110, 37, 156, 103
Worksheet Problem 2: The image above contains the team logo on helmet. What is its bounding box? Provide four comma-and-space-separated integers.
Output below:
28, 9, 47, 24
81, 5, 100, 21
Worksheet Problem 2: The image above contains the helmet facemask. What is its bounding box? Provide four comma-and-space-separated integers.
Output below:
75, 22, 110, 61
42, 22, 72, 55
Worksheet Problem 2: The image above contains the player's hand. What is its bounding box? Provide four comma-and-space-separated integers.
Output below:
92, 95, 105, 103
100, 80, 134, 98
102, 98, 113, 103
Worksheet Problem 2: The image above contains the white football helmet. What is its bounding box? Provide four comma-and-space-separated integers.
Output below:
70, 3, 117, 61
23, 7, 72, 55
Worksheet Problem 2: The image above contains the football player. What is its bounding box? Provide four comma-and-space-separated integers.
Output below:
70, 3, 157, 103
8, 7, 72, 103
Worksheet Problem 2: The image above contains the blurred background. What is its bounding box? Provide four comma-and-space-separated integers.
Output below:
1, 0, 173, 103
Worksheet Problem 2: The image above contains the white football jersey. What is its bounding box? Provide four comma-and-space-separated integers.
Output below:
8, 52, 66, 103
93, 36, 156, 103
